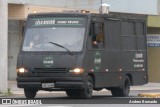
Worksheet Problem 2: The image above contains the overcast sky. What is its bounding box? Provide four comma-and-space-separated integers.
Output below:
8, 0, 158, 15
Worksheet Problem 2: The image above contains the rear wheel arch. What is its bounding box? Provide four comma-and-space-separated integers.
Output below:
111, 75, 130, 97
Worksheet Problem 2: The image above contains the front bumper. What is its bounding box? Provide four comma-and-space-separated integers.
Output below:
17, 76, 85, 89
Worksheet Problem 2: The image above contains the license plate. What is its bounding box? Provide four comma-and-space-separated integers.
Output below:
42, 83, 55, 88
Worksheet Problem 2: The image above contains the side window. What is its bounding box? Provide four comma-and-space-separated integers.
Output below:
90, 22, 104, 49
121, 21, 136, 50
136, 22, 146, 50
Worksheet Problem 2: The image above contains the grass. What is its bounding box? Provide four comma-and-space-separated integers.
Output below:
2, 88, 13, 96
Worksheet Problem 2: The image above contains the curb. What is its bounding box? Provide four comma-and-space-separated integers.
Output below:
0, 94, 4, 97
11, 89, 160, 95
138, 93, 160, 98
9, 88, 160, 95
0, 94, 11, 97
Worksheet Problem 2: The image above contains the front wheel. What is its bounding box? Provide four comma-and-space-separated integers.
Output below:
79, 76, 93, 98
65, 89, 80, 98
24, 88, 37, 99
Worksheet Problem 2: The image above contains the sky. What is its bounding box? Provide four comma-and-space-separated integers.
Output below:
8, 0, 158, 15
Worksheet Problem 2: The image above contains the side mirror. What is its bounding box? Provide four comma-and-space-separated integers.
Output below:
22, 21, 26, 36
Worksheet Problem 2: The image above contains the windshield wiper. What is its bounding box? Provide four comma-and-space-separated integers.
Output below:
49, 42, 74, 55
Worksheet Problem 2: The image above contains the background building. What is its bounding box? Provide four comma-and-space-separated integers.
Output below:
147, 0, 160, 82
0, 0, 160, 92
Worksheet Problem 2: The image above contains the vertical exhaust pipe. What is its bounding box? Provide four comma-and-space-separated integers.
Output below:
99, 3, 110, 14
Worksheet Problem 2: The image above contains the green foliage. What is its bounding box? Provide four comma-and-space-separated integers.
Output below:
3, 88, 13, 96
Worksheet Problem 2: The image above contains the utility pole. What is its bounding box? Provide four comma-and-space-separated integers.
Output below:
101, 0, 102, 4
0, 0, 8, 93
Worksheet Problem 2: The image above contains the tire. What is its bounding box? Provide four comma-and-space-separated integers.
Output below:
111, 88, 120, 97
24, 88, 37, 99
65, 89, 80, 98
119, 76, 130, 97
79, 76, 93, 98
111, 76, 130, 97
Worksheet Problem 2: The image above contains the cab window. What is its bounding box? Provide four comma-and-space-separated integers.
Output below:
90, 22, 104, 49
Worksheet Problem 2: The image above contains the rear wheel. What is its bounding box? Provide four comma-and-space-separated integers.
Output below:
111, 76, 130, 97
120, 76, 130, 96
24, 88, 37, 99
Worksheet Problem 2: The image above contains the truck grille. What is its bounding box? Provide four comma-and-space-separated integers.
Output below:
30, 68, 68, 77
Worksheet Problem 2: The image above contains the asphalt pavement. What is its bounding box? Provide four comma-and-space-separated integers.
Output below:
0, 81, 160, 105
1, 81, 160, 98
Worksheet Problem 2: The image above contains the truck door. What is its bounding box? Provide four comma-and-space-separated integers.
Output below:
85, 17, 108, 88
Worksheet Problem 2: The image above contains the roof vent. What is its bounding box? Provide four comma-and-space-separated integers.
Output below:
99, 3, 110, 14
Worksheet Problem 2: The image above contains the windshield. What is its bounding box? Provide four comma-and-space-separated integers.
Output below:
22, 17, 86, 52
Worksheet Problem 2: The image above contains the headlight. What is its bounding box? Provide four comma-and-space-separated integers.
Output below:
17, 68, 27, 73
69, 68, 84, 74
